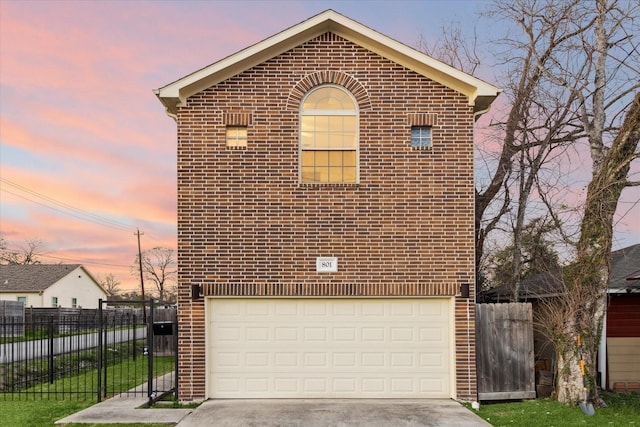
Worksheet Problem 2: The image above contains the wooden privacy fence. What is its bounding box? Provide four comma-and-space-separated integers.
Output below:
476, 303, 536, 401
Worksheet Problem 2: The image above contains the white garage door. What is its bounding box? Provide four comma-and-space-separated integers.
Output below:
207, 298, 452, 398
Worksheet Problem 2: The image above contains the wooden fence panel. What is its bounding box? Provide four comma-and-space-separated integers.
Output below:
476, 303, 536, 400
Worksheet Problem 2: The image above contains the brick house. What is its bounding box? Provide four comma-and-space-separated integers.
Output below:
155, 10, 499, 401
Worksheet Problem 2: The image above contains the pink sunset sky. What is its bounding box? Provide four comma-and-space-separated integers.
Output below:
1, 1, 638, 292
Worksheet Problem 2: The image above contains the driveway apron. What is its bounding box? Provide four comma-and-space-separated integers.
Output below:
176, 399, 491, 427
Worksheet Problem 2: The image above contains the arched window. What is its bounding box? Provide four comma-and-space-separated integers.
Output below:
300, 85, 358, 183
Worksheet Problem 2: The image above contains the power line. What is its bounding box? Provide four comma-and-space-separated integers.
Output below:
6, 251, 132, 270
1, 187, 134, 233
0, 177, 135, 232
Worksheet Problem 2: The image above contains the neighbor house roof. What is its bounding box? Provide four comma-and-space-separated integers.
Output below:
609, 243, 640, 292
480, 243, 640, 302
0, 264, 83, 292
155, 9, 501, 118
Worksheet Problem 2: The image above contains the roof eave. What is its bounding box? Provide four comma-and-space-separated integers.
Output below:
155, 10, 500, 118
329, 20, 501, 113
155, 13, 335, 117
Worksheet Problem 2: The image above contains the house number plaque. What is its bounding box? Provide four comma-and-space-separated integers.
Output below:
316, 257, 338, 273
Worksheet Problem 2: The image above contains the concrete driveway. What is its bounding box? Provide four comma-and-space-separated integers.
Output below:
176, 399, 491, 427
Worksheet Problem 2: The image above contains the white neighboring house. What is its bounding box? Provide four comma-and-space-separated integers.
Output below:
0, 264, 108, 309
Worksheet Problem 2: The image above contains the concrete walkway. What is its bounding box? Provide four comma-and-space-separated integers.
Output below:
55, 393, 192, 425
56, 372, 490, 426
58, 397, 490, 427
55, 373, 192, 425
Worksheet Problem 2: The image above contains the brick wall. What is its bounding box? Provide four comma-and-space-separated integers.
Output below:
176, 32, 477, 401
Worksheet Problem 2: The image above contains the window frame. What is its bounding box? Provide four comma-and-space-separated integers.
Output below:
226, 125, 248, 148
299, 84, 359, 184
51, 296, 58, 307
411, 125, 432, 149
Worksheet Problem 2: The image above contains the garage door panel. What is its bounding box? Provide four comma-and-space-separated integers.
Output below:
216, 352, 241, 367
333, 378, 357, 392
420, 327, 446, 342
274, 352, 297, 367
246, 327, 269, 341
390, 302, 415, 316
208, 298, 451, 398
390, 352, 413, 367
304, 352, 328, 367
362, 327, 385, 341
333, 303, 357, 316
214, 327, 241, 342
303, 301, 328, 316
333, 352, 357, 367
275, 327, 298, 341
362, 352, 385, 367
420, 352, 446, 368
334, 327, 357, 341
304, 327, 327, 341
275, 378, 297, 392
421, 378, 445, 392
390, 327, 414, 341
362, 302, 385, 316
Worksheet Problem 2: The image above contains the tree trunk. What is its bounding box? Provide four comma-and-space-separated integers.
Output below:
555, 92, 640, 404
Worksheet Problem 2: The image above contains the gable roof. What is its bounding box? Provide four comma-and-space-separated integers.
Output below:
0, 264, 84, 292
155, 9, 501, 118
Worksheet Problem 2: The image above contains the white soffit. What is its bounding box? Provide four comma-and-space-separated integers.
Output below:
155, 10, 501, 117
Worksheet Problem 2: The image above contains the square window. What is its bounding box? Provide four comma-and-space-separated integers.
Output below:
226, 126, 247, 147
411, 126, 432, 148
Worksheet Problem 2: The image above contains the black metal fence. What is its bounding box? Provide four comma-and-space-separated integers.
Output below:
0, 300, 177, 404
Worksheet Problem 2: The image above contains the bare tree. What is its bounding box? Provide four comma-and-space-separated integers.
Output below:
0, 237, 45, 265
421, 4, 589, 280
487, 217, 561, 290
417, 22, 482, 75
506, 0, 640, 405
420, 0, 639, 405
475, 0, 639, 404
98, 273, 122, 297
132, 247, 177, 302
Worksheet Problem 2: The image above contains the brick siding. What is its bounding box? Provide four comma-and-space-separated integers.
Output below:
176, 32, 477, 401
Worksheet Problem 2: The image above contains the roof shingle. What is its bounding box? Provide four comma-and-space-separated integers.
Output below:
0, 264, 82, 292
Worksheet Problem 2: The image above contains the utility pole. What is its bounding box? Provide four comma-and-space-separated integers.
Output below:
135, 228, 147, 323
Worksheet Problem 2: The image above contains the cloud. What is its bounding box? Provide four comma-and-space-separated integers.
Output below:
1, 0, 638, 291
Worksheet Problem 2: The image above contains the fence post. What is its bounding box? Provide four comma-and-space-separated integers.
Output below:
102, 308, 109, 400
147, 299, 154, 404
48, 316, 54, 384
97, 299, 103, 402
173, 308, 178, 400
133, 313, 137, 361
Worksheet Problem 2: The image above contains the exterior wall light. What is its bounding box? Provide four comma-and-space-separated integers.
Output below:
191, 284, 202, 300
460, 283, 470, 299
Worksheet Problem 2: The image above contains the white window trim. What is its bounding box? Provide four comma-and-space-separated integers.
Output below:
299, 84, 360, 184
411, 125, 432, 149
226, 126, 248, 148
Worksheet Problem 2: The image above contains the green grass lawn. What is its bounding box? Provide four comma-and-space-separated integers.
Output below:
0, 356, 175, 427
471, 392, 640, 426
5, 361, 637, 427
0, 399, 173, 427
